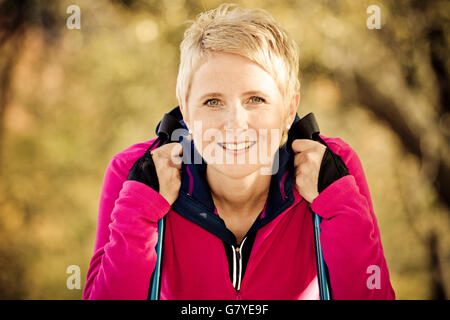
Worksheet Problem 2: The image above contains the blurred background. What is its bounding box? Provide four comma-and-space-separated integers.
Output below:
0, 0, 448, 299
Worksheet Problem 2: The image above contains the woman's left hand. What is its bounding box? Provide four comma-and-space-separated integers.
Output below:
292, 139, 327, 203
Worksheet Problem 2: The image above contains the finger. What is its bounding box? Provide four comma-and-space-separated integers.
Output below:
172, 158, 182, 169
294, 150, 315, 166
294, 158, 312, 176
294, 152, 306, 167
157, 142, 182, 156
291, 139, 318, 153
167, 143, 183, 166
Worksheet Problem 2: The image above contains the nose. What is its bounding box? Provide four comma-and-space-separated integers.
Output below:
224, 101, 249, 133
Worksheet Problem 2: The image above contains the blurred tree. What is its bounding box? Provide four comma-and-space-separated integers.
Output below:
0, 0, 448, 299
0, 0, 63, 299
300, 0, 450, 299
0, 0, 60, 170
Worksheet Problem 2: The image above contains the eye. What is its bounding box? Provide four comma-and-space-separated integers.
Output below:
204, 98, 221, 108
249, 96, 265, 104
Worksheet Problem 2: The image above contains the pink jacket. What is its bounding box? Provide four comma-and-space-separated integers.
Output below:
84, 111, 395, 300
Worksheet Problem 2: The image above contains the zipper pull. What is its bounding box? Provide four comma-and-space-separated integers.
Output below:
235, 247, 240, 260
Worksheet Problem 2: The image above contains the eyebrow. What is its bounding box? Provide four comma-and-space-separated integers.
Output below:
198, 90, 269, 101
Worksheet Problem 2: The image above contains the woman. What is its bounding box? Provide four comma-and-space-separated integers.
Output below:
84, 4, 395, 300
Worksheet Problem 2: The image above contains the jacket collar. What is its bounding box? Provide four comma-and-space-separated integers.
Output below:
155, 106, 303, 246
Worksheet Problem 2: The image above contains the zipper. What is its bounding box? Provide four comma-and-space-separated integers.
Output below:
230, 236, 247, 292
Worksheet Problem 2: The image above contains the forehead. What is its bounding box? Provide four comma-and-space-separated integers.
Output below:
190, 52, 280, 95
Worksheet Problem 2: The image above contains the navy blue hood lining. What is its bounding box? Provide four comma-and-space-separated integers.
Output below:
156, 106, 302, 246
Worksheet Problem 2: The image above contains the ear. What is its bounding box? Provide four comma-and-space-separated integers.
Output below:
286, 93, 300, 126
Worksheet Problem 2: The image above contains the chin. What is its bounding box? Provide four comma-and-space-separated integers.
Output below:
207, 162, 265, 179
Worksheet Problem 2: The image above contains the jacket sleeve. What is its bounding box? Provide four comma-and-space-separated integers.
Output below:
310, 137, 395, 300
83, 151, 171, 300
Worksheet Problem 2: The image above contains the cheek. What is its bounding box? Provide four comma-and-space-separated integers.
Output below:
190, 112, 221, 140
192, 124, 223, 153
249, 111, 285, 139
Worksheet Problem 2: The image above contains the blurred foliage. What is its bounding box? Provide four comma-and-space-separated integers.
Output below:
0, 0, 448, 299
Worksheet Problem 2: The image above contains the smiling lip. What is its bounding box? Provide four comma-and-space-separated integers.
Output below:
217, 141, 257, 151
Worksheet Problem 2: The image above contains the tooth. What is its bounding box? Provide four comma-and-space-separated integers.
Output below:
220, 141, 255, 151
223, 142, 251, 150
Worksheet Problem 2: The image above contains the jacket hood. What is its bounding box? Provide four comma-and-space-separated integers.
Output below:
155, 106, 303, 246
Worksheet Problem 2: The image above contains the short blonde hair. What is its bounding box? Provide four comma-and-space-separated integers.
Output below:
176, 3, 300, 145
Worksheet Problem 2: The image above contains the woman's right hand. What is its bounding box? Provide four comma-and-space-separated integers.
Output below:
151, 143, 183, 206
128, 142, 183, 206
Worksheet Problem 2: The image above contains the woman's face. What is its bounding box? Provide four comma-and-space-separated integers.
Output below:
181, 51, 297, 178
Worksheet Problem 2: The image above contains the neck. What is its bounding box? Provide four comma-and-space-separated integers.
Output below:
206, 166, 271, 218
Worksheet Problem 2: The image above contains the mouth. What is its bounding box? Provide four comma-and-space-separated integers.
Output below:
217, 141, 257, 151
